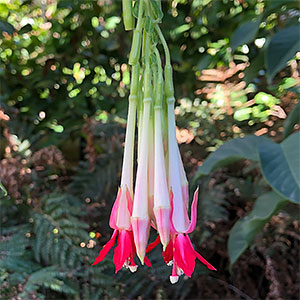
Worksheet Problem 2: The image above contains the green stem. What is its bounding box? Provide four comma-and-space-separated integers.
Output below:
136, 0, 145, 31
154, 47, 163, 107
143, 32, 152, 100
129, 0, 145, 65
120, 65, 139, 191
154, 24, 170, 65
122, 0, 134, 31
137, 65, 144, 163
155, 24, 174, 102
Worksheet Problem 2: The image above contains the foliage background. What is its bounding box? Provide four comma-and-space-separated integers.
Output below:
0, 0, 299, 299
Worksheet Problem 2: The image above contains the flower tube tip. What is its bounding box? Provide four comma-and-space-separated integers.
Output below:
131, 216, 150, 265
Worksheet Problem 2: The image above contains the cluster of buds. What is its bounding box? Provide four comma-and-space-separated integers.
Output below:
92, 0, 216, 283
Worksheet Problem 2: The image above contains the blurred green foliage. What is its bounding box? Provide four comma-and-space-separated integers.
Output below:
0, 0, 299, 299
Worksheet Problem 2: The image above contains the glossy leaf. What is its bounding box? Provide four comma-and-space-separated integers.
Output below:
283, 102, 300, 138
259, 131, 300, 203
19, 24, 32, 34
228, 191, 287, 267
0, 20, 15, 35
195, 135, 269, 178
231, 17, 261, 51
266, 25, 300, 83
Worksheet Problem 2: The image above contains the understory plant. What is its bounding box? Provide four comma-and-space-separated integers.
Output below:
194, 109, 300, 268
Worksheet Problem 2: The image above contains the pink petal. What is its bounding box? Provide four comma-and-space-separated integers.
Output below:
113, 230, 132, 273
194, 251, 217, 271
186, 187, 199, 234
126, 187, 133, 216
151, 220, 157, 230
186, 235, 217, 271
92, 230, 118, 265
182, 184, 189, 208
144, 255, 152, 267
109, 189, 121, 230
174, 234, 196, 277
162, 239, 173, 264
131, 217, 150, 264
169, 191, 177, 234
146, 235, 160, 253
154, 207, 171, 249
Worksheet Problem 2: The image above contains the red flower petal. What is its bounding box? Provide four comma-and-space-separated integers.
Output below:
109, 189, 121, 230
185, 235, 217, 271
126, 187, 133, 216
146, 235, 160, 253
174, 234, 196, 277
113, 230, 132, 273
186, 187, 199, 234
92, 230, 118, 265
162, 238, 173, 264
144, 255, 152, 267
169, 191, 177, 234
194, 251, 217, 271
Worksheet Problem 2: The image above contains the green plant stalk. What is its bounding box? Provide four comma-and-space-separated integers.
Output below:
154, 24, 171, 66
154, 47, 163, 108
150, 54, 157, 119
143, 32, 152, 100
120, 63, 139, 192
129, 0, 144, 65
137, 65, 144, 163
122, 0, 134, 30
154, 24, 174, 104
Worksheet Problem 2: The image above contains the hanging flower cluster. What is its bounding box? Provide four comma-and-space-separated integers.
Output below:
92, 0, 216, 283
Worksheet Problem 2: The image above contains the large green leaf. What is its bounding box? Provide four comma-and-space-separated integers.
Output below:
0, 20, 15, 35
228, 191, 287, 267
195, 135, 269, 178
283, 102, 300, 138
259, 131, 300, 203
244, 50, 265, 84
231, 17, 262, 51
266, 25, 300, 83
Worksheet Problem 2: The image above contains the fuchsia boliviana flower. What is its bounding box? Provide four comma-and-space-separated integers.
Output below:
92, 65, 153, 272
93, 0, 216, 283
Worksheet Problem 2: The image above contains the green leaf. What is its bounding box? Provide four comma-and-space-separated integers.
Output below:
105, 16, 121, 30
266, 25, 300, 83
19, 24, 32, 34
228, 191, 287, 267
259, 131, 300, 203
170, 24, 190, 40
231, 17, 262, 51
234, 107, 252, 121
149, 0, 163, 21
0, 181, 7, 196
194, 135, 269, 178
287, 85, 300, 96
254, 92, 279, 107
0, 20, 15, 35
197, 54, 211, 71
279, 77, 298, 91
283, 102, 300, 138
244, 50, 264, 84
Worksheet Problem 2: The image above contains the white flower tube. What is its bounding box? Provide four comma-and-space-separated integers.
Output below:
154, 106, 171, 249
167, 99, 189, 233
